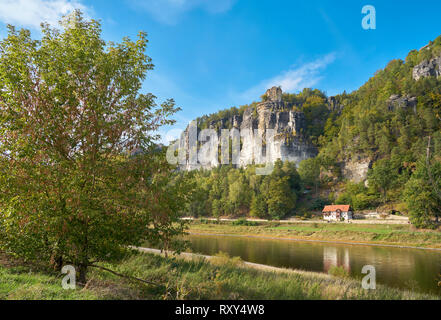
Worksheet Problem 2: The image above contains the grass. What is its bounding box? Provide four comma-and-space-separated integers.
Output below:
0, 251, 439, 300
328, 266, 350, 278
0, 265, 98, 300
187, 220, 441, 249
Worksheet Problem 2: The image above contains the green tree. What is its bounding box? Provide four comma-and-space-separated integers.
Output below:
0, 12, 181, 283
298, 158, 321, 194
281, 160, 302, 194
250, 194, 267, 218
229, 174, 251, 216
403, 160, 441, 228
212, 199, 222, 218
368, 159, 399, 203
266, 177, 296, 220
139, 153, 191, 257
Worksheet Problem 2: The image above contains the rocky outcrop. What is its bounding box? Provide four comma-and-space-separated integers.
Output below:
387, 94, 417, 113
327, 96, 344, 114
264, 86, 283, 102
341, 158, 372, 184
177, 87, 318, 171
412, 55, 441, 81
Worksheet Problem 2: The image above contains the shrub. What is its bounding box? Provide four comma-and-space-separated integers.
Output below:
210, 252, 243, 267
328, 266, 350, 278
232, 218, 260, 227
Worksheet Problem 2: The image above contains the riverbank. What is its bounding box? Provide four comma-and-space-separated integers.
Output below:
187, 220, 441, 249
0, 251, 438, 300
183, 215, 411, 225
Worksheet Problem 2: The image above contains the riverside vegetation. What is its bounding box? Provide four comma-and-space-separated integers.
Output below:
1, 251, 439, 300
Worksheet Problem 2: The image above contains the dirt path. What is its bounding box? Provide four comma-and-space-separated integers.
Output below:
134, 246, 332, 279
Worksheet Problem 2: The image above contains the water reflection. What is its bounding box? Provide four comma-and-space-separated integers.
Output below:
188, 234, 441, 295
323, 247, 350, 273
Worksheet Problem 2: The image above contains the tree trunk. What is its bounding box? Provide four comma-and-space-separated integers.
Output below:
163, 238, 169, 258
50, 254, 63, 272
77, 264, 88, 286
426, 136, 441, 201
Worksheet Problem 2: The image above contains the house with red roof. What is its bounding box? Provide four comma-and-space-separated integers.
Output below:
322, 205, 353, 222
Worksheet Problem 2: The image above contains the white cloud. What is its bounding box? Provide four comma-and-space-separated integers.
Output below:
266, 53, 336, 91
129, 0, 236, 25
0, 0, 91, 29
239, 53, 336, 102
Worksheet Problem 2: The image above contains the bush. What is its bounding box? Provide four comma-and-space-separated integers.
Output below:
336, 182, 378, 210
210, 252, 243, 267
232, 218, 260, 227
328, 266, 350, 278
352, 193, 378, 210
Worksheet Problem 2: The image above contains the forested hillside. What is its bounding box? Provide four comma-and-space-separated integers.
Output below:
179, 36, 441, 228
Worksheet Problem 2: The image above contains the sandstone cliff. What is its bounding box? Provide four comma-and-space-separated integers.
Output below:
177, 87, 318, 171
413, 54, 441, 81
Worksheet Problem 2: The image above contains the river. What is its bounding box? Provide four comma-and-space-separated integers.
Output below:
187, 234, 441, 295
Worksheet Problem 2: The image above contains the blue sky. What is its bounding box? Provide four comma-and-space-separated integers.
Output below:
0, 0, 440, 142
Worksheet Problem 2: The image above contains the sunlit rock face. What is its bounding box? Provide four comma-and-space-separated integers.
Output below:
264, 86, 283, 102
413, 55, 441, 81
341, 158, 372, 184
177, 87, 318, 171
387, 94, 417, 113
327, 96, 344, 114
